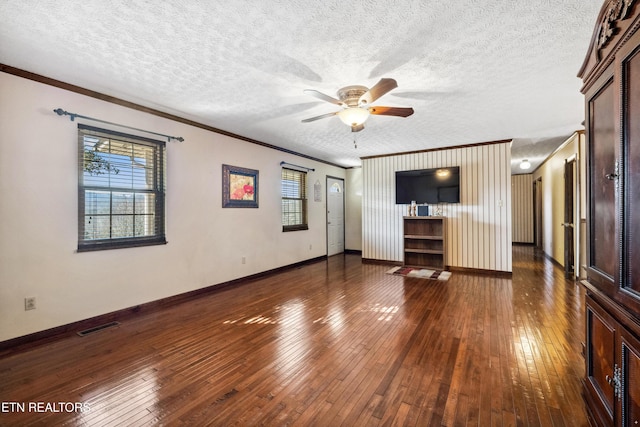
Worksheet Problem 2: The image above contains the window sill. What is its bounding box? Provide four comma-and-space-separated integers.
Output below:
282, 225, 309, 232
77, 237, 167, 252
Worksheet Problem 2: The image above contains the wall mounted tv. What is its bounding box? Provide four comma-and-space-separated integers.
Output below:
395, 166, 460, 204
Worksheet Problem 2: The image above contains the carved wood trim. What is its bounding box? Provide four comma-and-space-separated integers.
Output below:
597, 0, 636, 50
579, 1, 640, 92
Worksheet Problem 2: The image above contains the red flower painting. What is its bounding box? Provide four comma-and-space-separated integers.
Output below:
230, 177, 255, 200
222, 164, 258, 208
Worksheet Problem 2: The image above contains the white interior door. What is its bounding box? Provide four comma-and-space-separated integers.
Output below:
327, 177, 345, 256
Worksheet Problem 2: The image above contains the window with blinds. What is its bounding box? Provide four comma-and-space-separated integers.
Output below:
281, 167, 308, 231
78, 124, 166, 251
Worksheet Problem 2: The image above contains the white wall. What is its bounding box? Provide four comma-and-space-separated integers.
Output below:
362, 142, 512, 272
0, 73, 346, 342
511, 174, 534, 243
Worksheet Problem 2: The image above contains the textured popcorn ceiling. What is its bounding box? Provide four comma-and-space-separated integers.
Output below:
0, 1, 603, 168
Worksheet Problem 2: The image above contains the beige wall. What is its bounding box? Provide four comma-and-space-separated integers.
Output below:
532, 132, 584, 272
0, 73, 348, 342
362, 142, 512, 272
345, 167, 362, 251
511, 174, 534, 243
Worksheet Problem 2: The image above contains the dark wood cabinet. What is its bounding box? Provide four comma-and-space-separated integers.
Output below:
584, 291, 640, 426
579, 1, 640, 425
402, 216, 446, 270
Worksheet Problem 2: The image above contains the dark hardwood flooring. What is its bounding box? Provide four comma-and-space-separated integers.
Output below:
0, 246, 589, 426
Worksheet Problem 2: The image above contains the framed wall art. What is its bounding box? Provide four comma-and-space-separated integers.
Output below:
222, 164, 258, 208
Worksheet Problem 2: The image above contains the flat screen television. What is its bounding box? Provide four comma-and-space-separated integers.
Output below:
395, 166, 460, 204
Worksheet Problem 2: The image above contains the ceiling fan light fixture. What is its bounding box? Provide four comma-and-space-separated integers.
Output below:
338, 107, 370, 127
520, 159, 531, 170
302, 78, 412, 129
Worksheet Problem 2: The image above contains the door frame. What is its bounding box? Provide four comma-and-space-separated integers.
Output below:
326, 176, 345, 256
533, 177, 543, 250
564, 158, 576, 278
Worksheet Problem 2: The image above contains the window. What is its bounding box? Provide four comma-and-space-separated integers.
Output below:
78, 125, 166, 251
281, 168, 308, 231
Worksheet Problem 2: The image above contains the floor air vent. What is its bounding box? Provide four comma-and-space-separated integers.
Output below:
77, 321, 120, 337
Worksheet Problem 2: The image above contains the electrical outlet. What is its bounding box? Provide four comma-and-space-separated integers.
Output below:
242, 256, 246, 265
24, 297, 36, 311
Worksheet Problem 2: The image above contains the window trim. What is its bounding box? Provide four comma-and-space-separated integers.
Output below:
77, 124, 167, 252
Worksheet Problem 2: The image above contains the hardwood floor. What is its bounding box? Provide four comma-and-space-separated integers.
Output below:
0, 246, 589, 426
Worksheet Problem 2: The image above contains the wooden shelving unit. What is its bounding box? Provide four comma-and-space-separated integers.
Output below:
403, 216, 446, 270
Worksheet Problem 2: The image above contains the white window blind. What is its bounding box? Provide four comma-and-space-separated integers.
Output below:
78, 124, 166, 251
281, 168, 308, 231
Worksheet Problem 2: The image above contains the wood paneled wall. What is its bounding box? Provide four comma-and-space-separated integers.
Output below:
362, 142, 512, 272
511, 174, 534, 243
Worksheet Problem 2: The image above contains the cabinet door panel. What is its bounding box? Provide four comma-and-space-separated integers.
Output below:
588, 79, 618, 286
623, 42, 640, 301
586, 298, 616, 422
620, 328, 640, 427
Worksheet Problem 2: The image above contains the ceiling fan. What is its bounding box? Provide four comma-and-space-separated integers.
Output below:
301, 78, 414, 132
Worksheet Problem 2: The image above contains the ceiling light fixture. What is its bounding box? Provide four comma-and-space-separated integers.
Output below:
520, 159, 531, 170
337, 107, 370, 127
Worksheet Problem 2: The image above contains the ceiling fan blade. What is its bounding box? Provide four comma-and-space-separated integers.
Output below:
358, 78, 398, 106
368, 106, 414, 117
351, 124, 365, 132
303, 89, 344, 106
301, 111, 339, 123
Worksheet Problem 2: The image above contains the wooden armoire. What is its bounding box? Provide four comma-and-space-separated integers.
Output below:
578, 0, 640, 425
